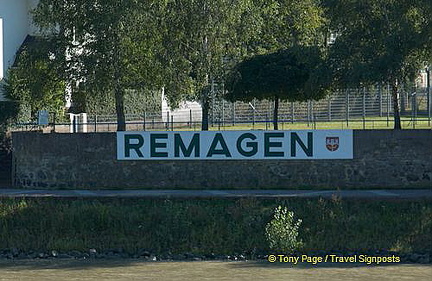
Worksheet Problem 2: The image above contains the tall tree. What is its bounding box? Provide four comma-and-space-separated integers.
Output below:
226, 46, 331, 130
257, 0, 326, 52
324, 0, 432, 129
33, 0, 165, 131
160, 0, 262, 131
223, 0, 327, 130
160, 0, 326, 130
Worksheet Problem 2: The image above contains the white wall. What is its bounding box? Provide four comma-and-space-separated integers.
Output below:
161, 88, 203, 123
0, 0, 35, 100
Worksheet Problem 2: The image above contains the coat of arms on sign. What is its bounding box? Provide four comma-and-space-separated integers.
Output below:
326, 137, 339, 152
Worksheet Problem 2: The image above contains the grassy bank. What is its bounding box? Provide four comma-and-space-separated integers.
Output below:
0, 198, 431, 255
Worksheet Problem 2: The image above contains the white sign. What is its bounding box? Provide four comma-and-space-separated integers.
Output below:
117, 130, 353, 160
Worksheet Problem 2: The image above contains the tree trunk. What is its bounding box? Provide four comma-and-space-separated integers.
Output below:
113, 33, 126, 132
273, 95, 279, 130
115, 87, 126, 132
114, 67, 126, 131
390, 79, 402, 130
201, 93, 209, 131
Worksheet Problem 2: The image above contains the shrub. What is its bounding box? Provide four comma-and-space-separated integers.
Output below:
265, 206, 303, 253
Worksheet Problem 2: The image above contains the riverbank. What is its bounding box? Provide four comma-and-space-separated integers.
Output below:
1, 198, 431, 261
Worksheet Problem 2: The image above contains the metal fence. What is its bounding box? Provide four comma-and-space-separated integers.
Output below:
10, 86, 432, 132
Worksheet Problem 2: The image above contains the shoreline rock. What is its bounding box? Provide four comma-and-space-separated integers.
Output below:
0, 249, 430, 264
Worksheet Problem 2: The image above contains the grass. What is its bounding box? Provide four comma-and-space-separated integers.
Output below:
0, 198, 431, 255
132, 116, 432, 132
11, 116, 431, 133
205, 117, 432, 131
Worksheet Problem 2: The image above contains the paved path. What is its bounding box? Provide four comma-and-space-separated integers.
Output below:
0, 188, 431, 200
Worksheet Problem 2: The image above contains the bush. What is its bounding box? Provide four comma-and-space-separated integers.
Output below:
0, 101, 19, 131
265, 206, 303, 253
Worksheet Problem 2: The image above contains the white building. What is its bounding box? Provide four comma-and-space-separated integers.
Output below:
0, 0, 38, 100
161, 88, 202, 124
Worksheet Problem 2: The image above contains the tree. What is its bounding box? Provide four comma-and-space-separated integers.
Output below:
160, 0, 327, 131
324, 0, 432, 129
226, 46, 331, 130
256, 0, 326, 52
160, 0, 262, 131
2, 37, 65, 122
0, 101, 19, 132
33, 0, 165, 131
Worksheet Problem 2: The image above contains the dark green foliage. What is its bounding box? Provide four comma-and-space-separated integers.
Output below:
2, 37, 66, 123
0, 101, 19, 130
34, 0, 166, 131
226, 46, 330, 102
324, 0, 432, 129
70, 89, 161, 116
256, 0, 326, 52
226, 46, 331, 129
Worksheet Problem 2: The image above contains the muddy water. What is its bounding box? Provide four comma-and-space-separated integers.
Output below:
0, 260, 431, 281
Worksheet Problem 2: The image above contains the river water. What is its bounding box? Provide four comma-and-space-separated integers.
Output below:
0, 260, 430, 281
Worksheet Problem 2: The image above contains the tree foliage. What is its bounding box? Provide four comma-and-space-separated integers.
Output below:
325, 0, 432, 129
226, 46, 330, 129
159, 0, 327, 130
256, 0, 326, 52
227, 46, 329, 102
159, 0, 261, 130
26, 0, 431, 132
0, 101, 19, 131
29, 0, 328, 131
2, 37, 65, 123
33, 0, 165, 131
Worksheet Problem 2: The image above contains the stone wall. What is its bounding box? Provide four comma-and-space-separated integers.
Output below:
0, 134, 12, 186
10, 130, 432, 189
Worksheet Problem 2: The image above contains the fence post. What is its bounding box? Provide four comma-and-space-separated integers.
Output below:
346, 89, 350, 127
222, 99, 225, 128
252, 99, 256, 129
378, 84, 382, 117
211, 79, 215, 128
166, 111, 170, 130
266, 113, 268, 130
412, 92, 416, 129
269, 100, 272, 127
232, 102, 236, 126
291, 102, 295, 124
189, 109, 192, 129
427, 66, 431, 126
363, 87, 366, 129
171, 115, 174, 131
94, 115, 97, 132
387, 84, 390, 127
414, 91, 417, 127
328, 97, 331, 121
312, 101, 316, 129
53, 112, 56, 133
143, 112, 146, 131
